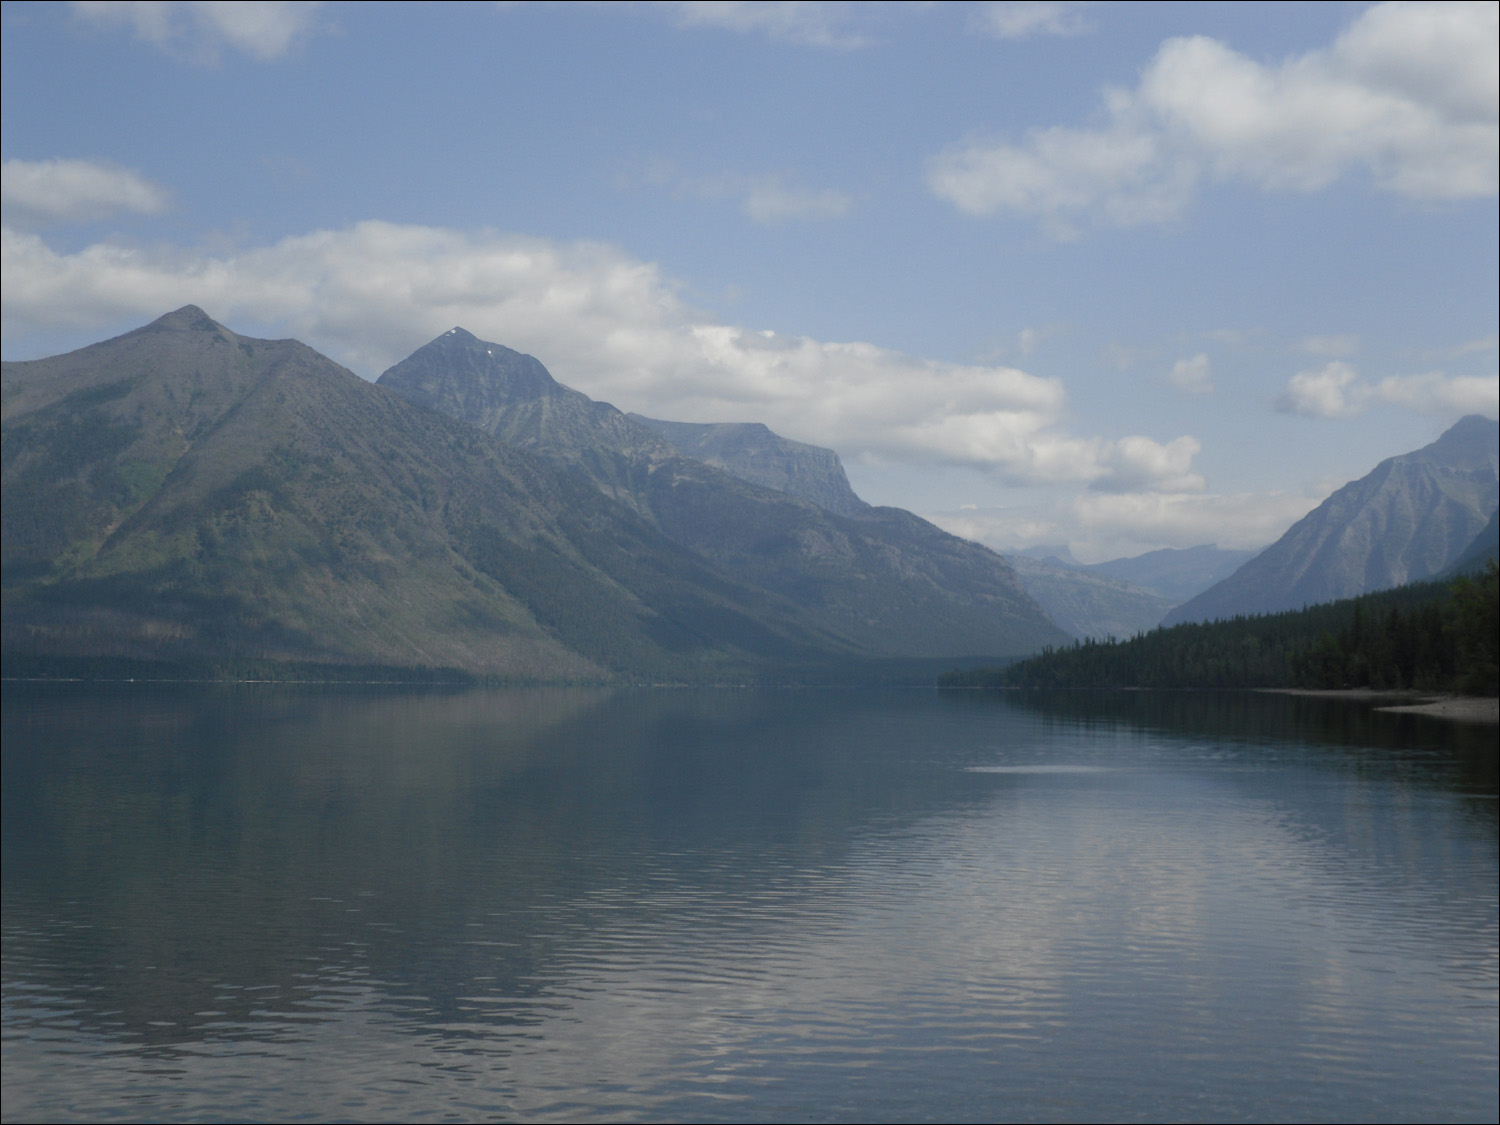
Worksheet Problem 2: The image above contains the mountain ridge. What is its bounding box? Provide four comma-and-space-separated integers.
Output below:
377, 328, 1066, 660
4, 308, 1064, 679
1165, 415, 1499, 625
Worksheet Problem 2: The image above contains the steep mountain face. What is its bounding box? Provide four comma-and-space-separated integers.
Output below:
1442, 508, 1498, 578
366, 330, 675, 515
2, 309, 867, 679
1084, 545, 1256, 604
627, 415, 868, 517
378, 331, 1065, 659
1006, 554, 1175, 640
1166, 415, 1499, 625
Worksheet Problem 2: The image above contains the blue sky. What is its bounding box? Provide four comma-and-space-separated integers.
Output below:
3, 1, 1495, 561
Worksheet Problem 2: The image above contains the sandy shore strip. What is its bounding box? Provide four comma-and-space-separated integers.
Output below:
1374, 696, 1499, 723
1260, 688, 1499, 723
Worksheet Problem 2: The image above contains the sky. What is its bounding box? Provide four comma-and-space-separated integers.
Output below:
2, 1, 1496, 563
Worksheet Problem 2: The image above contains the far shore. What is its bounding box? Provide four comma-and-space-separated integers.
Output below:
1261, 688, 1499, 724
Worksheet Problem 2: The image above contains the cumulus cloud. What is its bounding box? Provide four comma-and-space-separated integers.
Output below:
663, 2, 869, 49
72, 1, 322, 62
1275, 360, 1497, 418
1092, 435, 1205, 493
929, 1, 1499, 233
1, 159, 168, 227
1276, 361, 1362, 417
972, 2, 1092, 41
1167, 353, 1213, 394
3, 219, 1204, 491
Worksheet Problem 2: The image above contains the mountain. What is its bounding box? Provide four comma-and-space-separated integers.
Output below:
1165, 415, 1499, 625
377, 329, 1065, 660
626, 415, 867, 516
1084, 545, 1257, 604
1005, 554, 1176, 640
1, 309, 898, 680
1441, 508, 1499, 578
3, 310, 1062, 680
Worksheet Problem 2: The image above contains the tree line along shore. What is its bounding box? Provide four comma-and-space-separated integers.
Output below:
941, 561, 1499, 698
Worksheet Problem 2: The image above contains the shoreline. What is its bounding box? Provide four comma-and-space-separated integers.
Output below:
1260, 688, 1499, 724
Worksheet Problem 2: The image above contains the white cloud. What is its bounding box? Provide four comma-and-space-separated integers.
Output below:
926, 485, 1318, 561
72, 1, 322, 62
1, 159, 168, 227
1275, 360, 1498, 418
1069, 489, 1323, 555
972, 2, 1092, 41
741, 177, 852, 224
1274, 360, 1362, 417
1365, 371, 1499, 416
663, 2, 869, 49
929, 1, 1499, 233
1167, 353, 1213, 394
1092, 435, 1205, 493
3, 219, 1205, 490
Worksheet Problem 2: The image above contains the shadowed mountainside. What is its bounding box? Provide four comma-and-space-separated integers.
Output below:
2, 310, 890, 680
3, 310, 1063, 679
377, 329, 1065, 660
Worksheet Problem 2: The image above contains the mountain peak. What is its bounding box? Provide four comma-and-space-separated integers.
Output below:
376, 330, 566, 427
146, 305, 225, 334
1165, 416, 1498, 624
1416, 414, 1500, 469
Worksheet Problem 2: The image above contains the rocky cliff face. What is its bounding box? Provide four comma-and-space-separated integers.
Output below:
1166, 415, 1499, 624
627, 415, 868, 517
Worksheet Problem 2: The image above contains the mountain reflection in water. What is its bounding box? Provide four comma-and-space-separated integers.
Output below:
4, 684, 1496, 1123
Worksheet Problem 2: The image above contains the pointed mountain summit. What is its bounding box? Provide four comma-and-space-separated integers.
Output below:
376, 328, 566, 414
3, 310, 882, 680
380, 333, 675, 510
1165, 415, 1499, 625
379, 329, 1065, 659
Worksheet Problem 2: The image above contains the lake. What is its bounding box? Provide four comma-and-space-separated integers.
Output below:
3, 684, 1496, 1122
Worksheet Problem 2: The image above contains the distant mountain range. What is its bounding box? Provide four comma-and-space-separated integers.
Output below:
999, 544, 1258, 640
1166, 415, 1498, 625
1002, 555, 1175, 641
2, 310, 1064, 680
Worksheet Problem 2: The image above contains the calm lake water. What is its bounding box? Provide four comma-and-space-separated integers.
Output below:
3, 684, 1496, 1123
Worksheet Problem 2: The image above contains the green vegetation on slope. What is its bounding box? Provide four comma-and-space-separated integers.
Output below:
941, 562, 1499, 696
